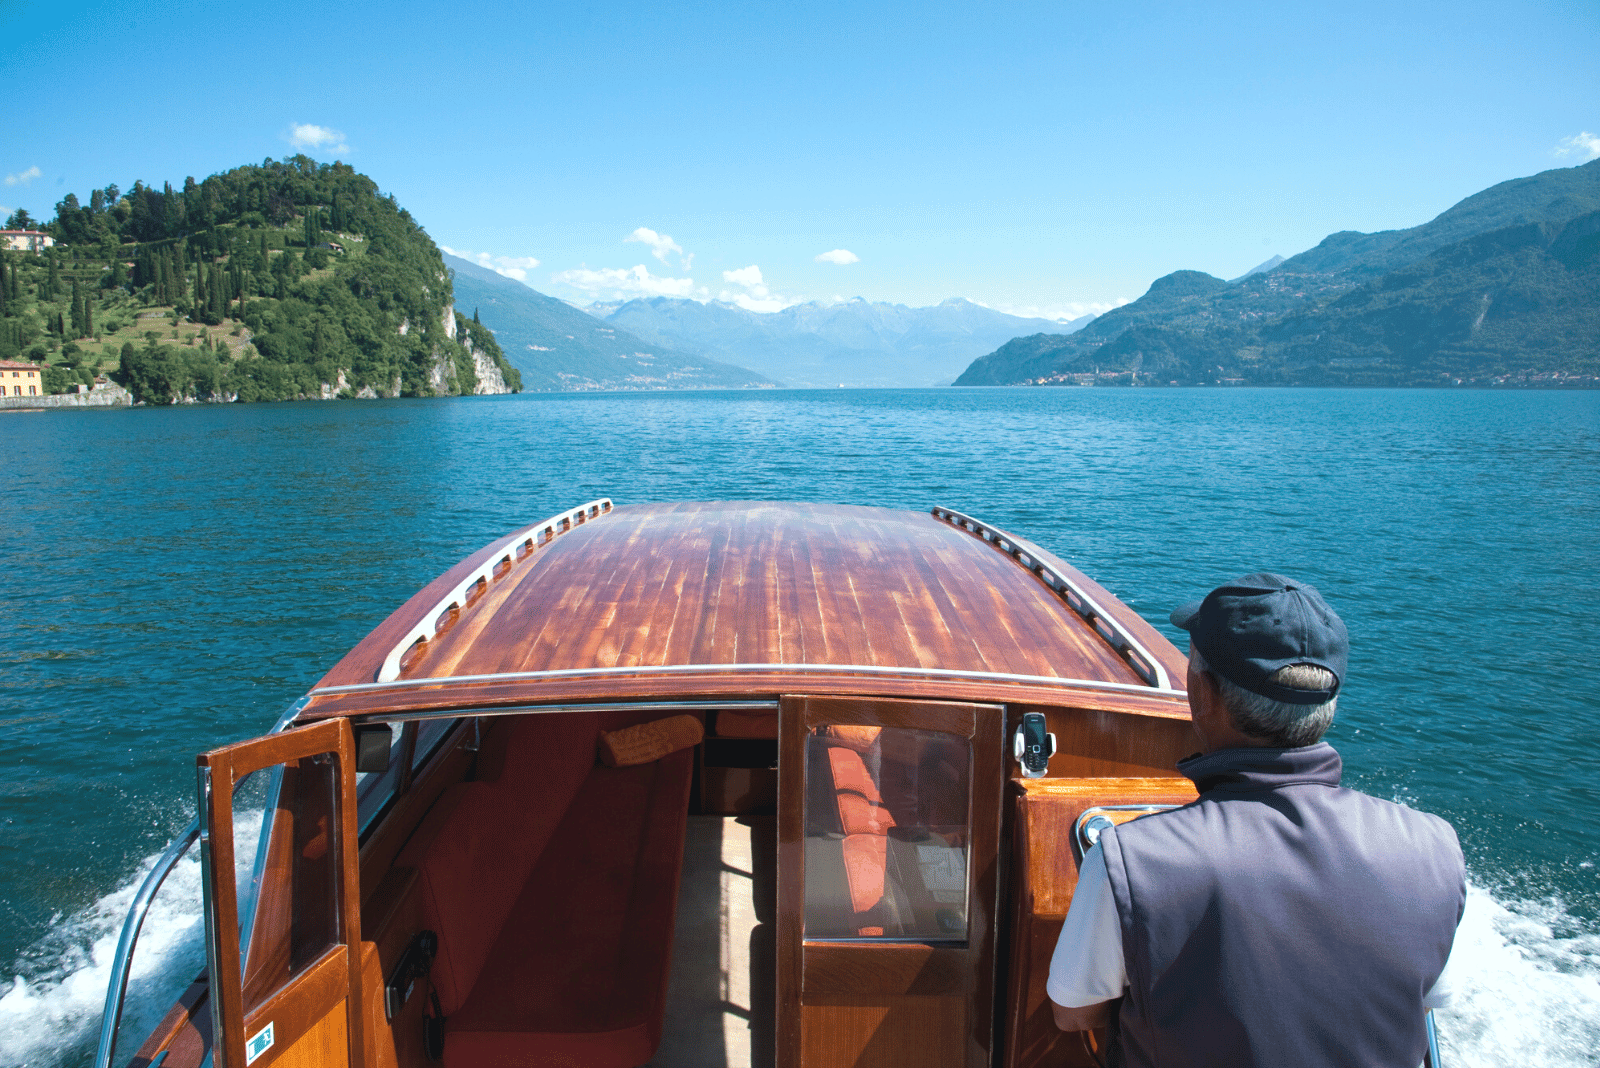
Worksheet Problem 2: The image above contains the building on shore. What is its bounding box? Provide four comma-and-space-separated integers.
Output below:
1, 230, 54, 252
1, 360, 44, 396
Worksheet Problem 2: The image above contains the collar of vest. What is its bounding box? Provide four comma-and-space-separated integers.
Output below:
1177, 741, 1343, 794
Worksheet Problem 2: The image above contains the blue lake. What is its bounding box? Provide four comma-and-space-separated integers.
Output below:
1, 387, 1597, 1066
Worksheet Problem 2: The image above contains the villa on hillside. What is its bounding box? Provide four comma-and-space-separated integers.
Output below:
1, 360, 43, 396
1, 230, 54, 253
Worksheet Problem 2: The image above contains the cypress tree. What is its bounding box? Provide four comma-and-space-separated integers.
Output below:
47, 254, 60, 299
70, 282, 83, 336
85, 297, 93, 338
473, 307, 480, 324
0, 259, 7, 317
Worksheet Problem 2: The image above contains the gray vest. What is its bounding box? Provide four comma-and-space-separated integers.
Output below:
1099, 743, 1464, 1068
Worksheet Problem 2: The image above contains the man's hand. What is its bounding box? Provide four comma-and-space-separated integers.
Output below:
1052, 998, 1112, 1032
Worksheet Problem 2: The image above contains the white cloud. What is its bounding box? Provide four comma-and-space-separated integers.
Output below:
720, 292, 794, 313
286, 123, 351, 155
723, 265, 766, 292
814, 248, 859, 265
1554, 132, 1600, 162
4, 166, 41, 188
552, 264, 697, 298
719, 265, 801, 312
625, 226, 687, 266
440, 246, 542, 282
987, 298, 1131, 322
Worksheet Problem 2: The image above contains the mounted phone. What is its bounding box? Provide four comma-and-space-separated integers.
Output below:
1012, 712, 1056, 778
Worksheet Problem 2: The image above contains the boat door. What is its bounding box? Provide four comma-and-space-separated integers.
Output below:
777, 696, 1004, 1068
197, 718, 366, 1068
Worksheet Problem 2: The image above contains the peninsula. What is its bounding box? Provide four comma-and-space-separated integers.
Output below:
1, 157, 521, 404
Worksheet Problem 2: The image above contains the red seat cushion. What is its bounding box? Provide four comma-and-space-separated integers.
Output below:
444, 748, 694, 1068
400, 714, 599, 1014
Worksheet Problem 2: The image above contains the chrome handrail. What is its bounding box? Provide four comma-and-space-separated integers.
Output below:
92, 819, 200, 1068
94, 700, 307, 1068
1424, 1009, 1443, 1067
375, 498, 613, 683
931, 506, 1173, 691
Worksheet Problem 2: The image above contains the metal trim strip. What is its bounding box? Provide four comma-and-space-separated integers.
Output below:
311, 662, 1186, 700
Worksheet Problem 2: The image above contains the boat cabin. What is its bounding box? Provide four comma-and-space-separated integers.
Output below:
100, 500, 1202, 1068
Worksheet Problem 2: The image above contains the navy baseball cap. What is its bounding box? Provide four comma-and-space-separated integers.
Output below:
1170, 573, 1347, 704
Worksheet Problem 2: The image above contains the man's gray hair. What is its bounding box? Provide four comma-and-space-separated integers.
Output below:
1194, 649, 1337, 747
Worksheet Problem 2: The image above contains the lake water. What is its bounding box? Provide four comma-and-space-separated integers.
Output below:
1, 387, 1597, 1066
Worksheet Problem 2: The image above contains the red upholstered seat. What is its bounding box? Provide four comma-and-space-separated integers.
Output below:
402, 714, 601, 1015
445, 751, 693, 1068
399, 714, 695, 1068
713, 709, 778, 739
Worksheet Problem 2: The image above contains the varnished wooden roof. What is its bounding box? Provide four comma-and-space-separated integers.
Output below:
300, 501, 1189, 720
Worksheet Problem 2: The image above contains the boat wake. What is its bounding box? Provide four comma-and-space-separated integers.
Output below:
0, 865, 1594, 1068
1438, 883, 1600, 1066
0, 842, 206, 1068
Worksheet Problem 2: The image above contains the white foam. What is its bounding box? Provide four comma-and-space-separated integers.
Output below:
0, 845, 206, 1068
0, 808, 266, 1068
1, 862, 1596, 1067
1436, 882, 1600, 1067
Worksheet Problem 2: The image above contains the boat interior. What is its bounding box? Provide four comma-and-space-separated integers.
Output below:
126, 698, 1199, 1068
108, 502, 1205, 1068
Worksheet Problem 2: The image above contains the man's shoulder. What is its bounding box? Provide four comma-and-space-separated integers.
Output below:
1333, 786, 1464, 848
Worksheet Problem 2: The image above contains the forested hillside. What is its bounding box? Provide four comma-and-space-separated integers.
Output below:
956, 160, 1600, 388
0, 156, 520, 403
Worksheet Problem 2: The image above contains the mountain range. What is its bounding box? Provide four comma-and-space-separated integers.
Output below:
444, 254, 774, 390
586, 296, 1093, 387
956, 159, 1600, 388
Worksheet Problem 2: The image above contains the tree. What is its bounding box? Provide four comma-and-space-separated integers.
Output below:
54, 193, 91, 245
4, 208, 35, 230
46, 254, 60, 299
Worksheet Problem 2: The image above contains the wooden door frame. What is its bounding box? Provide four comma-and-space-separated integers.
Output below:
777, 695, 1005, 1068
197, 718, 366, 1068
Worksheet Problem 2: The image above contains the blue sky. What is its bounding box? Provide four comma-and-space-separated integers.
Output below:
3, 0, 1595, 319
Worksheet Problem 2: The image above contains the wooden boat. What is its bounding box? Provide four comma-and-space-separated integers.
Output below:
97, 499, 1206, 1068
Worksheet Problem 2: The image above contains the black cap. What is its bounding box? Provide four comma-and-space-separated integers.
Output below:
1170, 573, 1347, 705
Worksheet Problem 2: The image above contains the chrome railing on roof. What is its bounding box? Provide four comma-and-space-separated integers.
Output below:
930, 506, 1173, 691
376, 498, 612, 683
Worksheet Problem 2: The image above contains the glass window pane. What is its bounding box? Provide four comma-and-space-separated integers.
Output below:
412, 717, 458, 772
355, 722, 406, 831
239, 751, 342, 1014
803, 724, 971, 941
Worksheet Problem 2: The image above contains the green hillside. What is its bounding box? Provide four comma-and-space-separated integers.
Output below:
0, 156, 520, 403
445, 254, 775, 390
955, 160, 1600, 388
